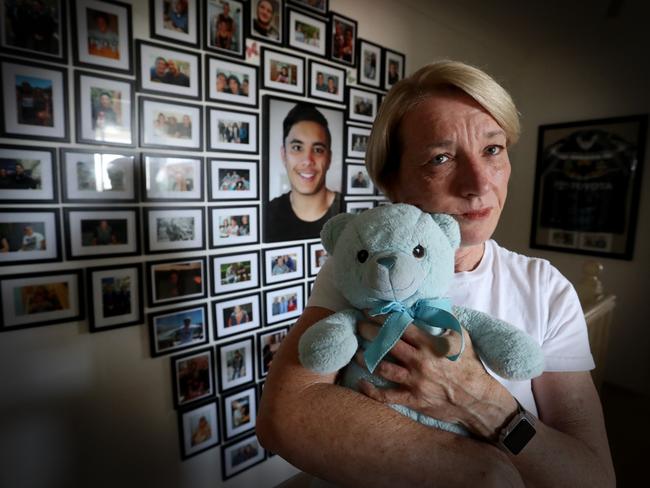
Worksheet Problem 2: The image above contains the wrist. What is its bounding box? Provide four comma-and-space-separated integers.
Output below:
463, 385, 519, 439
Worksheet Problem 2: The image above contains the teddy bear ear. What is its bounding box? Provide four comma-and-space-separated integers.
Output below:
320, 213, 355, 254
430, 213, 461, 249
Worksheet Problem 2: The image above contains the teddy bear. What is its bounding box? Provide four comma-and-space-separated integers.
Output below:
298, 203, 544, 435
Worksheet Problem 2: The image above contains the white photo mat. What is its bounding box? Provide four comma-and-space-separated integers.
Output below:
264, 245, 304, 284
91, 266, 140, 328
0, 211, 59, 263
210, 206, 259, 247
265, 284, 304, 324
214, 294, 261, 338
67, 209, 138, 257
181, 401, 219, 458
218, 338, 255, 390
63, 151, 135, 201
146, 208, 204, 252
212, 252, 260, 295
210, 159, 258, 200
143, 155, 203, 200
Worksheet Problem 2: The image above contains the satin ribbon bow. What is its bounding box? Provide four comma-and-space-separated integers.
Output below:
364, 298, 464, 373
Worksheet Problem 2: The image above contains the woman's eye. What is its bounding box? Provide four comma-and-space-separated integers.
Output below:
485, 145, 502, 156
429, 153, 449, 165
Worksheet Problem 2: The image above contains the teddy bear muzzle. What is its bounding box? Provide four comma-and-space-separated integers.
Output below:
364, 251, 424, 302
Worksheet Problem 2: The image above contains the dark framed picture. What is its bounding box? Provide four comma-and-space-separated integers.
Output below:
204, 0, 246, 58
213, 292, 261, 338
249, 0, 282, 44
0, 269, 83, 332
357, 39, 382, 89
307, 241, 328, 276
205, 55, 258, 108
257, 326, 289, 378
346, 124, 370, 159
264, 283, 304, 325
286, 7, 327, 58
216, 335, 255, 392
345, 200, 374, 214
260, 47, 305, 95
139, 97, 203, 151
222, 385, 257, 441
87, 263, 143, 332
329, 12, 356, 67
262, 95, 344, 243
144, 207, 205, 254
207, 107, 258, 154
308, 59, 345, 103
208, 159, 259, 201
178, 399, 220, 460
60, 149, 137, 203
383, 48, 405, 91
209, 205, 259, 248
137, 40, 201, 100
171, 346, 216, 409
221, 434, 266, 480
0, 209, 61, 267
345, 162, 374, 195
150, 0, 200, 48
347, 87, 378, 125
263, 244, 304, 285
142, 154, 204, 202
149, 303, 209, 357
1, 58, 68, 141
71, 0, 133, 74
147, 257, 207, 307
287, 0, 327, 15
0, 145, 57, 203
530, 114, 647, 260
210, 251, 260, 296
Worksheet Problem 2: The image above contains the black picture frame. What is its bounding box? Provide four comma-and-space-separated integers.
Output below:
307, 241, 328, 276
208, 158, 260, 201
0, 144, 58, 203
149, 303, 210, 358
260, 46, 305, 96
344, 162, 374, 195
206, 106, 259, 154
171, 346, 217, 409
345, 200, 375, 214
262, 244, 305, 286
329, 11, 356, 67
248, 0, 283, 45
139, 96, 204, 152
307, 58, 345, 104
209, 205, 260, 249
216, 336, 256, 393
149, 0, 201, 48
210, 250, 260, 297
205, 55, 259, 108
146, 256, 208, 308
204, 0, 247, 59
143, 206, 206, 254
141, 153, 205, 202
287, 0, 328, 16
346, 86, 378, 125
285, 6, 328, 58
383, 47, 405, 91
357, 38, 383, 89
220, 434, 266, 480
0, 208, 62, 267
345, 123, 371, 159
212, 292, 262, 339
177, 399, 221, 461
263, 283, 304, 326
256, 325, 289, 378
221, 385, 257, 441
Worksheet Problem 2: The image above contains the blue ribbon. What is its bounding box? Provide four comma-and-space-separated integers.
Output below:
364, 298, 464, 373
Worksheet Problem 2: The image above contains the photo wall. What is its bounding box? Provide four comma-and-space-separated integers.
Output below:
0, 0, 405, 479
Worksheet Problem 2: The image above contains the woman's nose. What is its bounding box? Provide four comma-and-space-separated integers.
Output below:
457, 155, 491, 197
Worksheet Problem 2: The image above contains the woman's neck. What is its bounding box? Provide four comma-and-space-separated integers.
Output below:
454, 242, 485, 272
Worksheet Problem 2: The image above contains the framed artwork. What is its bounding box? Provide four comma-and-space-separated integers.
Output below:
142, 154, 204, 202
144, 207, 205, 254
357, 39, 382, 89
0, 209, 61, 266
137, 40, 201, 100
178, 400, 220, 460
345, 163, 374, 195
530, 114, 647, 260
347, 87, 378, 125
345, 200, 374, 214
208, 159, 259, 201
383, 48, 405, 91
87, 264, 143, 332
207, 107, 258, 154
221, 434, 266, 480
71, 0, 133, 74
263, 245, 304, 285
205, 56, 258, 108
307, 241, 328, 276
139, 97, 203, 151
287, 0, 328, 15
0, 145, 57, 203
264, 283, 304, 325
204, 0, 246, 59
307, 279, 315, 297
346, 124, 370, 159
213, 292, 261, 338
150, 0, 200, 48
64, 208, 140, 259
262, 95, 344, 243
147, 257, 207, 307
210, 251, 260, 296
209, 206, 259, 248
60, 149, 137, 203
222, 385, 257, 441
149, 303, 209, 357
286, 7, 327, 58
0, 58, 68, 141
261, 47, 305, 95
308, 59, 345, 103
249, 0, 282, 45
0, 270, 83, 332
171, 346, 216, 409
329, 12, 356, 67
216, 336, 255, 392
257, 326, 289, 378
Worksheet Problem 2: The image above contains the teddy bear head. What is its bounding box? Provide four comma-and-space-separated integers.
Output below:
321, 203, 461, 309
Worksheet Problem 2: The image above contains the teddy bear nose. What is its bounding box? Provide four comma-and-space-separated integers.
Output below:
377, 256, 396, 269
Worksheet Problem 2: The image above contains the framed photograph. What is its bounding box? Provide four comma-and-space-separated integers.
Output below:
221, 434, 266, 480
222, 385, 256, 441
204, 0, 246, 58
142, 154, 204, 202
307, 241, 328, 276
61, 149, 137, 203
216, 336, 255, 392
211, 251, 260, 296
287, 0, 328, 15
149, 303, 209, 357
263, 245, 304, 285
87, 264, 143, 332
207, 107, 258, 154
249, 0, 282, 44
139, 97, 203, 151
213, 292, 261, 339
346, 124, 370, 159
144, 207, 205, 254
261, 47, 304, 95
383, 48, 405, 91
171, 346, 216, 409
345, 200, 374, 214
64, 208, 140, 259
308, 59, 345, 103
71, 0, 133, 74
264, 283, 304, 325
137, 40, 201, 100
206, 56, 258, 108
347, 87, 378, 125
257, 326, 289, 378
147, 257, 207, 307
530, 114, 647, 260
329, 12, 356, 67
345, 163, 374, 195
150, 0, 200, 48
262, 95, 344, 242
0, 145, 57, 203
209, 206, 259, 248
0, 270, 83, 332
286, 7, 327, 57
1, 58, 68, 141
357, 39, 382, 89
178, 400, 220, 460
208, 159, 259, 201
0, 209, 61, 266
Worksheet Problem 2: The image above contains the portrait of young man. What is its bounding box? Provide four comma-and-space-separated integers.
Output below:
263, 96, 343, 243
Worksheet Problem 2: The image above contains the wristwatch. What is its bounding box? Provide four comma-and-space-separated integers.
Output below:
497, 398, 537, 455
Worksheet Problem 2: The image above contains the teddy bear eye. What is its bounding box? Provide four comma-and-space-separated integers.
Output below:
357, 250, 369, 263
412, 245, 425, 259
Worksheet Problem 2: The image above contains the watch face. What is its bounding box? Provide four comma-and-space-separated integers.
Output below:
503, 418, 536, 455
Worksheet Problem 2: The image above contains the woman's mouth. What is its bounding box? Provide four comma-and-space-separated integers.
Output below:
458, 208, 492, 220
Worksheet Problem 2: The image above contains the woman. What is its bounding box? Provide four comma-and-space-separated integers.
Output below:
256, 60, 615, 487
252, 0, 279, 40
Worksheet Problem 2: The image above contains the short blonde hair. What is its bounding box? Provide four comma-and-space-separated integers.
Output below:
366, 60, 520, 197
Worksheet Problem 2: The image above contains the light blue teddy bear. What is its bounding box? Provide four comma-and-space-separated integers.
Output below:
298, 203, 544, 435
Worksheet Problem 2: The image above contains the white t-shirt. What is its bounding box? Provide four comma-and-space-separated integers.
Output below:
307, 239, 595, 416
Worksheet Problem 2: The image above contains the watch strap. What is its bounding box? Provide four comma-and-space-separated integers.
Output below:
497, 398, 537, 455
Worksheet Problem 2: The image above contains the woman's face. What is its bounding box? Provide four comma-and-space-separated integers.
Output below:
391, 90, 510, 248
257, 0, 273, 25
